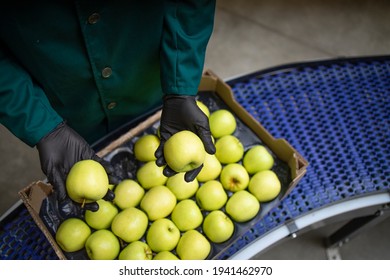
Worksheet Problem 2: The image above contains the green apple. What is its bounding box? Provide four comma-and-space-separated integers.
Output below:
136, 160, 167, 189
196, 100, 210, 117
140, 185, 177, 221
166, 172, 199, 200
156, 125, 161, 138
153, 251, 179, 260
55, 217, 91, 253
85, 199, 118, 230
248, 170, 281, 202
114, 179, 145, 209
170, 199, 203, 232
215, 135, 244, 164
202, 210, 235, 243
209, 109, 237, 138
195, 180, 227, 211
85, 229, 120, 260
119, 241, 153, 260
111, 207, 148, 243
176, 229, 211, 260
66, 159, 109, 204
146, 218, 180, 252
243, 145, 274, 174
196, 153, 222, 182
225, 190, 260, 222
220, 163, 250, 192
133, 134, 160, 162
163, 130, 206, 173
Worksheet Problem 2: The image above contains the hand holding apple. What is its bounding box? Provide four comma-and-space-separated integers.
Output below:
37, 122, 119, 219
155, 94, 215, 182
163, 130, 206, 173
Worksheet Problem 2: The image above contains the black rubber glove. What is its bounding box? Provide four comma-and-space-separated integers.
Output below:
37, 122, 118, 219
155, 95, 216, 182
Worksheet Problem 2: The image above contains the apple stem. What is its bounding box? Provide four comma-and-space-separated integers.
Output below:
81, 198, 86, 208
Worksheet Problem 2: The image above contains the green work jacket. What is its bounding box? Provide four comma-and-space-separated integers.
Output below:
0, 0, 215, 145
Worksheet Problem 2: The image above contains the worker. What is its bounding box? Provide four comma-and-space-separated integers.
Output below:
0, 1, 216, 218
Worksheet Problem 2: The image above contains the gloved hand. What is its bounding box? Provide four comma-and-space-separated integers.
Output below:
37, 122, 119, 219
155, 95, 216, 182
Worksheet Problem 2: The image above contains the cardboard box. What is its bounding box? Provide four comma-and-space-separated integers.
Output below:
19, 181, 67, 260
19, 70, 308, 260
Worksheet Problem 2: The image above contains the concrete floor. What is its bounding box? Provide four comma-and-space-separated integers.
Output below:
1, 0, 389, 259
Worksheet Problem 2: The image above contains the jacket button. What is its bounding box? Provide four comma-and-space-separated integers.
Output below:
88, 13, 100, 24
107, 102, 117, 110
102, 67, 112, 78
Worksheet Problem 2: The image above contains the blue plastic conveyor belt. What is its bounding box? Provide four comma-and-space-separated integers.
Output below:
1, 55, 389, 260
216, 56, 390, 259
0, 203, 58, 260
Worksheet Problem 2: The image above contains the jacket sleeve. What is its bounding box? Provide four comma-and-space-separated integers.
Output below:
0, 45, 63, 147
160, 0, 216, 95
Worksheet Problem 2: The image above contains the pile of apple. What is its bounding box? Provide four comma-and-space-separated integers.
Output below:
55, 100, 282, 260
